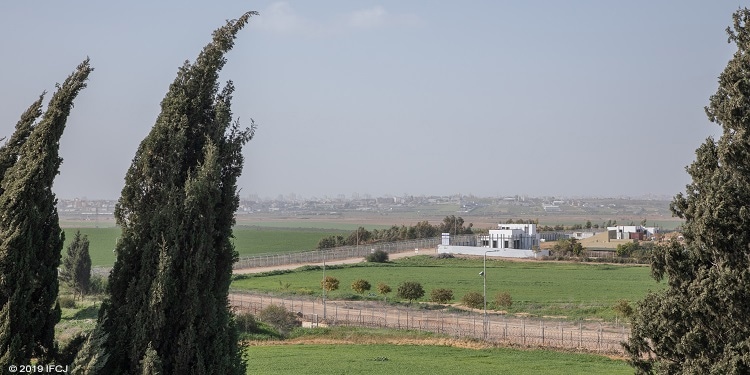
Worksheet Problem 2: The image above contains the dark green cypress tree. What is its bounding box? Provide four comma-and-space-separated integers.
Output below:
625, 9, 750, 374
91, 13, 256, 375
59, 231, 92, 300
0, 94, 43, 182
0, 59, 93, 366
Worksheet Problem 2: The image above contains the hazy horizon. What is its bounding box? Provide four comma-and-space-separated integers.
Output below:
0, 2, 740, 200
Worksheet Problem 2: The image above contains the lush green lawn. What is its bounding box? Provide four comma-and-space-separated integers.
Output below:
63, 226, 347, 267
244, 344, 631, 375
232, 256, 662, 320
231, 226, 346, 256
62, 227, 121, 267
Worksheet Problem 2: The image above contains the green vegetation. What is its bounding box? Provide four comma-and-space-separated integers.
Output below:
232, 256, 662, 320
62, 227, 120, 267
318, 216, 473, 249
232, 226, 347, 255
0, 59, 93, 366
430, 288, 453, 304
88, 14, 256, 374
626, 8, 750, 373
246, 345, 630, 375
60, 230, 92, 300
64, 226, 348, 267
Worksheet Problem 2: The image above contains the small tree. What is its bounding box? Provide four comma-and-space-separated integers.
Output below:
365, 249, 389, 263
377, 283, 392, 302
351, 279, 371, 295
258, 304, 300, 336
321, 276, 339, 294
461, 291, 484, 309
397, 281, 424, 304
612, 299, 634, 320
59, 230, 92, 300
494, 291, 513, 309
430, 288, 453, 304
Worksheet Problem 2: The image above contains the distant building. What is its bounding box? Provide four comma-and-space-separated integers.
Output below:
438, 224, 549, 258
606, 225, 657, 241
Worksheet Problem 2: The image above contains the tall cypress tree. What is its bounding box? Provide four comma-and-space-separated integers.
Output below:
625, 9, 750, 374
92, 13, 256, 375
59, 231, 92, 300
0, 59, 93, 366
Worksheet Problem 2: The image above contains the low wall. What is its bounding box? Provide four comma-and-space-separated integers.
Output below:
437, 245, 549, 258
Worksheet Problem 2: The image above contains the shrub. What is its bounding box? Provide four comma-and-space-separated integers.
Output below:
258, 304, 301, 336
461, 291, 484, 309
58, 296, 76, 309
613, 299, 634, 320
88, 274, 107, 295
397, 281, 425, 304
235, 311, 260, 333
377, 283, 392, 301
351, 279, 372, 295
494, 291, 513, 308
430, 288, 453, 304
321, 276, 340, 293
365, 250, 389, 263
56, 333, 87, 366
435, 253, 454, 259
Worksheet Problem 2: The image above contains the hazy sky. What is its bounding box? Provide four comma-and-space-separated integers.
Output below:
0, 1, 742, 200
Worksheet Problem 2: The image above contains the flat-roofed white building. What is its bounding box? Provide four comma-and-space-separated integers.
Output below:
438, 224, 549, 258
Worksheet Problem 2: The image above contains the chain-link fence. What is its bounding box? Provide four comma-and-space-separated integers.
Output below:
229, 293, 629, 354
233, 237, 443, 270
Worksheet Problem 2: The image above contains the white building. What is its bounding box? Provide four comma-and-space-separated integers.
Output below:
606, 225, 657, 241
438, 224, 549, 258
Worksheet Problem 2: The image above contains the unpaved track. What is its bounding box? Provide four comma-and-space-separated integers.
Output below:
232, 248, 430, 274
229, 292, 628, 354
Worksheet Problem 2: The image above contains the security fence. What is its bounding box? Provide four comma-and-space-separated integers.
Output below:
233, 237, 442, 270
229, 293, 629, 354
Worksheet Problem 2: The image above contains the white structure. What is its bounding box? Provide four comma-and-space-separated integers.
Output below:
438, 224, 549, 258
606, 225, 657, 241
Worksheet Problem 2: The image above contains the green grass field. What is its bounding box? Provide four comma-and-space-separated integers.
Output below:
63, 226, 349, 267
244, 343, 630, 375
232, 256, 662, 320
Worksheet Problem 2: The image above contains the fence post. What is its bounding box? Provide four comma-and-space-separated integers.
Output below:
473, 314, 476, 337
523, 319, 526, 345
579, 321, 582, 348
541, 320, 544, 345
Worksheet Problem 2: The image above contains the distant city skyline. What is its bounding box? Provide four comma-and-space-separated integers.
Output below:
0, 2, 740, 200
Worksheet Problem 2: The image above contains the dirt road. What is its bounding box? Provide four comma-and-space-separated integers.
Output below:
229, 292, 628, 354
232, 248, 433, 274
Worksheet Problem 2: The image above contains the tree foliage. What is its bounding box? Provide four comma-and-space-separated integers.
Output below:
59, 231, 92, 300
461, 292, 484, 309
429, 288, 453, 304
396, 281, 424, 304
89, 13, 257, 375
365, 249, 389, 263
552, 238, 584, 257
258, 304, 300, 336
377, 283, 392, 302
350, 279, 371, 295
625, 9, 750, 374
321, 276, 339, 293
318, 216, 474, 249
0, 59, 92, 367
494, 291, 513, 309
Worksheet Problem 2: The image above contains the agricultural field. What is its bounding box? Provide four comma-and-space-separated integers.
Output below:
232, 256, 662, 321
246, 345, 630, 374
61, 225, 350, 267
